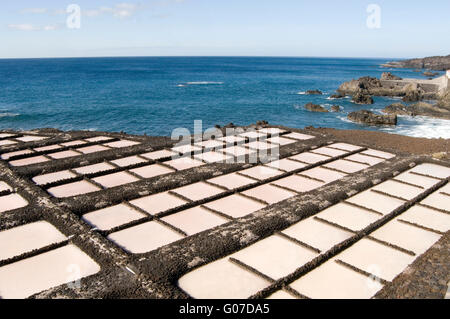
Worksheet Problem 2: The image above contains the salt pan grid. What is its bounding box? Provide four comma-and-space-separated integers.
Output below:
3, 128, 448, 299
76, 142, 393, 256
0, 134, 49, 148
29, 128, 313, 198
0, 129, 320, 298
177, 163, 449, 299
2, 135, 141, 167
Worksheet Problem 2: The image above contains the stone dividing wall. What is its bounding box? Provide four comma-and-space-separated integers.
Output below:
379, 80, 440, 94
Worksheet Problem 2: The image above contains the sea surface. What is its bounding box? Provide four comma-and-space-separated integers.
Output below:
0, 57, 448, 138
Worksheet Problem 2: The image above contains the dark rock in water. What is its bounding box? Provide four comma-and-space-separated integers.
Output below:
401, 83, 425, 102
331, 105, 341, 112
411, 101, 450, 119
383, 103, 414, 116
352, 91, 374, 104
305, 90, 323, 95
402, 92, 422, 102
348, 110, 397, 125
330, 93, 345, 99
423, 71, 439, 77
256, 120, 268, 125
338, 76, 382, 95
337, 76, 438, 100
304, 103, 328, 113
381, 72, 402, 80
383, 101, 450, 119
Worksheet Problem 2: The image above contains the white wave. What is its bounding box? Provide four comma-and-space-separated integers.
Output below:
381, 116, 450, 139
297, 91, 307, 95
0, 112, 19, 118
185, 81, 224, 85
337, 115, 353, 124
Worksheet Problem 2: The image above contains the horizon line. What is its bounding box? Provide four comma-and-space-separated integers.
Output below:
0, 54, 401, 61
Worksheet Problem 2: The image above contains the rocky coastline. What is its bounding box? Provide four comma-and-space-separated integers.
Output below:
381, 55, 450, 71
303, 72, 450, 126
336, 74, 440, 102
332, 69, 450, 125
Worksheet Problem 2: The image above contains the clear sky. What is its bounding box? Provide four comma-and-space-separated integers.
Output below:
1, 0, 449, 59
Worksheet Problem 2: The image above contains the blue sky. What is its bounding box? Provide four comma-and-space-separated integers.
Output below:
1, 0, 449, 59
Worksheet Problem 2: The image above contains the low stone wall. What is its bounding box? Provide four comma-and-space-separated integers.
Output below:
380, 80, 440, 93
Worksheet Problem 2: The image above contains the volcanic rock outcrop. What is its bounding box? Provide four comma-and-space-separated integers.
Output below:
348, 110, 397, 125
304, 103, 328, 113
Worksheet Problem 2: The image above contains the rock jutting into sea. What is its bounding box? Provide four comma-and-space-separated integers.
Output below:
381, 55, 450, 71
337, 76, 439, 102
331, 105, 341, 112
423, 71, 440, 77
304, 103, 328, 113
381, 72, 402, 80
329, 93, 346, 99
305, 90, 323, 95
383, 102, 450, 119
352, 90, 374, 104
348, 110, 397, 126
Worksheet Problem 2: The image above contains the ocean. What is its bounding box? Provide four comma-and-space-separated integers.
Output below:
0, 57, 448, 138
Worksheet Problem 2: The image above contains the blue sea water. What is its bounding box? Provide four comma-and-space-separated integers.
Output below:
0, 57, 448, 138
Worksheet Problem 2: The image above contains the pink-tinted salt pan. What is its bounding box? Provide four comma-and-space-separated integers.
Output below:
107, 221, 184, 254
48, 180, 101, 198
172, 181, 225, 201
32, 170, 77, 185
129, 192, 188, 216
48, 150, 81, 160
271, 175, 324, 193
73, 162, 115, 175
161, 206, 229, 236
9, 155, 50, 167
129, 164, 174, 179
92, 171, 140, 188
77, 145, 111, 154
104, 140, 140, 148
0, 193, 29, 213
0, 221, 67, 261
83, 204, 147, 231
110, 155, 147, 167
203, 194, 266, 218
242, 184, 296, 205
